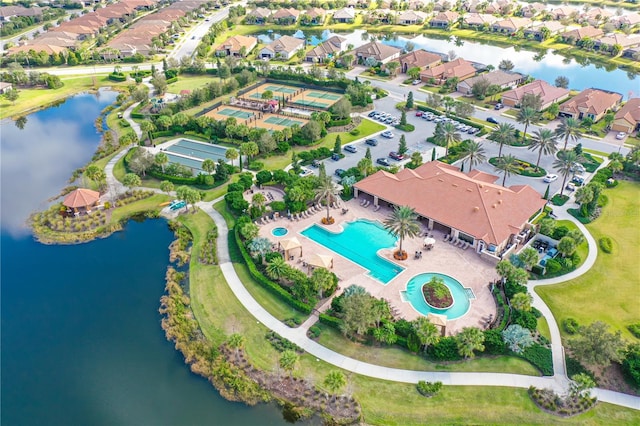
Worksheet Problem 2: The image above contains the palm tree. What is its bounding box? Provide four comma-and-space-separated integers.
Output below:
528, 129, 558, 171
315, 175, 339, 223
434, 122, 461, 156
279, 350, 299, 377
357, 157, 373, 178
489, 123, 516, 158
201, 158, 215, 175
516, 106, 539, 144
553, 150, 579, 196
227, 333, 245, 356
459, 140, 487, 171
225, 148, 239, 168
494, 154, 519, 186
455, 327, 485, 359
323, 371, 346, 401
555, 117, 583, 151
412, 317, 440, 351
511, 292, 533, 312
266, 256, 288, 281
160, 180, 174, 196
383, 205, 421, 258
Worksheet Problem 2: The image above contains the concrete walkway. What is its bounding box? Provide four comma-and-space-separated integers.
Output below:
123, 101, 143, 140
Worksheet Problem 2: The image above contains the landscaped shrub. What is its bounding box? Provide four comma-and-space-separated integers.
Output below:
544, 259, 562, 275
622, 344, 640, 388
265, 331, 303, 353
519, 344, 553, 376
349, 128, 360, 136
248, 161, 264, 171
394, 319, 413, 337
628, 323, 640, 339
319, 313, 342, 329
416, 381, 442, 397
308, 325, 322, 339
531, 264, 545, 276
566, 355, 595, 382
483, 329, 507, 355
552, 225, 569, 240
511, 309, 538, 332
427, 336, 461, 361
599, 236, 613, 253
550, 194, 569, 206
563, 317, 580, 335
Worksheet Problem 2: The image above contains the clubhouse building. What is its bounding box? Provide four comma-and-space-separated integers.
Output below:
354, 161, 546, 261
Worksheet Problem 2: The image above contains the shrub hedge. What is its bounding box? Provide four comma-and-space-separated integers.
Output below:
599, 236, 613, 253
319, 313, 343, 329
518, 344, 553, 376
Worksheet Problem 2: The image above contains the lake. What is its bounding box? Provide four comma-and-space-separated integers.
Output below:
0, 93, 306, 425
256, 29, 639, 97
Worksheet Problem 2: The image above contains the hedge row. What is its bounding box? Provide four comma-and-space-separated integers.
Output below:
234, 228, 313, 315
151, 130, 176, 138
328, 117, 351, 127
166, 77, 178, 84
319, 313, 343, 329
109, 73, 127, 82
517, 344, 554, 376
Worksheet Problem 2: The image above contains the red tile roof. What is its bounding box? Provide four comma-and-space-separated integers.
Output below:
63, 188, 100, 208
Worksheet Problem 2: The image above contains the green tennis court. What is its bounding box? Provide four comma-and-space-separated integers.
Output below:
263, 116, 305, 127
217, 108, 254, 119
306, 91, 341, 101
291, 99, 331, 109
264, 85, 297, 94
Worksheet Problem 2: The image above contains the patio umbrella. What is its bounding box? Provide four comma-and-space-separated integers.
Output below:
307, 253, 333, 269
427, 313, 447, 336
279, 237, 302, 258
424, 237, 436, 246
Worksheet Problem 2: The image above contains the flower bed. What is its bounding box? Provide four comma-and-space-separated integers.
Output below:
488, 157, 546, 177
422, 277, 453, 309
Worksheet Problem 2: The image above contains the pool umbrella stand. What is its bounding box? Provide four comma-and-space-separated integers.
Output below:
427, 313, 447, 336
423, 237, 436, 249
279, 237, 302, 260
306, 253, 333, 271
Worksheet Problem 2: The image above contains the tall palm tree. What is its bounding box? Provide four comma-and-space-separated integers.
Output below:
494, 154, 519, 186
528, 129, 558, 171
279, 350, 299, 377
555, 117, 583, 151
553, 150, 579, 196
459, 140, 487, 171
455, 327, 485, 359
383, 205, 421, 258
227, 333, 245, 356
266, 256, 288, 281
225, 148, 239, 168
324, 371, 346, 402
434, 122, 461, 156
489, 122, 516, 158
516, 106, 539, 144
315, 175, 339, 223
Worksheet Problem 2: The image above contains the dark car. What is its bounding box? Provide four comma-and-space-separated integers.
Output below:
334, 168, 346, 177
368, 111, 377, 117
365, 138, 378, 146
344, 145, 358, 153
331, 153, 341, 161
376, 158, 390, 167
486, 117, 499, 124
389, 151, 404, 161
311, 159, 320, 167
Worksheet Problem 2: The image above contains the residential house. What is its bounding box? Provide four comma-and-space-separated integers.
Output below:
501, 80, 570, 110
430, 11, 459, 29
457, 70, 525, 96
408, 0, 430, 10
432, 0, 453, 11
491, 17, 532, 34
7, 43, 68, 57
398, 49, 442, 73
463, 13, 499, 29
303, 8, 325, 25
305, 36, 347, 62
612, 98, 640, 133
485, 0, 516, 15
520, 3, 545, 18
550, 6, 578, 21
612, 12, 640, 29
558, 88, 622, 122
215, 35, 258, 57
595, 33, 640, 52
0, 5, 42, 21
352, 41, 401, 65
246, 7, 271, 24
523, 21, 566, 41
419, 58, 476, 85
332, 8, 356, 24
560, 26, 603, 45
397, 10, 428, 25
271, 8, 300, 25
0, 82, 13, 94
258, 35, 305, 60
353, 161, 546, 256
580, 7, 612, 27
50, 24, 99, 40
31, 31, 80, 49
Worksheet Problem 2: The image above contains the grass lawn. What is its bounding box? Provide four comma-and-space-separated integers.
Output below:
109, 193, 169, 223
167, 75, 221, 93
0, 74, 127, 119
315, 325, 541, 375
537, 317, 551, 341
554, 219, 589, 269
537, 181, 640, 340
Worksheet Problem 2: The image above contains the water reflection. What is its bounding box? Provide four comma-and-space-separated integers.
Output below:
0, 90, 117, 236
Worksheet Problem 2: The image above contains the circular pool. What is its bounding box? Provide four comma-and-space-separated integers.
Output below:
271, 227, 288, 237
401, 273, 471, 320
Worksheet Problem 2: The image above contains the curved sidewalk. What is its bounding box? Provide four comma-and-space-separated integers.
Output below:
197, 201, 640, 411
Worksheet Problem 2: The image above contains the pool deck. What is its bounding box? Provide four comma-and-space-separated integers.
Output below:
257, 198, 498, 335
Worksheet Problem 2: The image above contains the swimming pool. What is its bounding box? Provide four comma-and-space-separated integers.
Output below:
300, 219, 404, 284
272, 227, 288, 237
401, 273, 471, 320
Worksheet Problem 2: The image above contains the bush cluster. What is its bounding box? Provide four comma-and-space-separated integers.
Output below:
599, 237, 613, 253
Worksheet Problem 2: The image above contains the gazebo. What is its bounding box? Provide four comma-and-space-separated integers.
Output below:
279, 237, 302, 260
63, 188, 100, 214
306, 253, 333, 271
427, 313, 447, 336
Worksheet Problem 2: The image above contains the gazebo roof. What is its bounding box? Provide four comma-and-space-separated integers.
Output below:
280, 237, 301, 251
427, 313, 447, 327
63, 188, 100, 208
307, 253, 333, 269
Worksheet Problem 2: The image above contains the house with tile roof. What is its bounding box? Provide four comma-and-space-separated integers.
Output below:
245, 7, 271, 24
0, 5, 42, 21
398, 49, 442, 73
430, 11, 459, 28
271, 8, 300, 25
523, 21, 566, 41
332, 7, 356, 23
305, 36, 347, 62
595, 33, 640, 52
501, 80, 570, 111
491, 17, 532, 34
612, 12, 640, 29
0, 81, 13, 94
354, 161, 546, 256
560, 26, 603, 45
419, 58, 476, 85
462, 13, 499, 29
550, 6, 578, 21
580, 7, 612, 26
520, 2, 546, 18
558, 88, 622, 122
259, 35, 305, 60
352, 41, 401, 64
215, 35, 258, 57
612, 98, 640, 134
397, 10, 428, 25
302, 7, 326, 25
457, 70, 524, 96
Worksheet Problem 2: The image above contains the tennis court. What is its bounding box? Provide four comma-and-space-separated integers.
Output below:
306, 91, 341, 101
216, 107, 254, 119
243, 82, 302, 101
253, 113, 309, 131
289, 98, 332, 109
263, 116, 305, 127
205, 106, 255, 122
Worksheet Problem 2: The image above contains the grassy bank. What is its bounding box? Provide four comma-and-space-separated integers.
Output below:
537, 181, 640, 340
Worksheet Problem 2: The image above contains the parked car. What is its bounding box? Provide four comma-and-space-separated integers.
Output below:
467, 127, 479, 134
570, 163, 585, 173
381, 131, 394, 138
365, 138, 379, 146
384, 117, 395, 124
334, 168, 346, 177
331, 153, 341, 161
344, 145, 358, 153
565, 182, 576, 192
486, 117, 499, 124
424, 114, 434, 121
616, 132, 627, 140
572, 175, 585, 185
543, 174, 558, 183
412, 80, 421, 85
368, 111, 377, 118
376, 158, 391, 167
434, 117, 444, 123
415, 111, 423, 117
299, 168, 313, 177
494, 103, 503, 110
389, 151, 404, 160
311, 159, 320, 167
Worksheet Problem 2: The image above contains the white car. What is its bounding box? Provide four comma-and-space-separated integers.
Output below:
381, 131, 395, 138
299, 168, 313, 177
412, 80, 421, 85
543, 174, 558, 183
616, 132, 626, 140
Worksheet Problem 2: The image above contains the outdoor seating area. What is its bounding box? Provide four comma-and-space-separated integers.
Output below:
443, 234, 472, 250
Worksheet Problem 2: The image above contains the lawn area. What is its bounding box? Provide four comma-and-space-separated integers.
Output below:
0, 74, 127, 119
537, 181, 640, 340
537, 317, 551, 341
315, 324, 541, 375
109, 193, 169, 223
167, 75, 221, 93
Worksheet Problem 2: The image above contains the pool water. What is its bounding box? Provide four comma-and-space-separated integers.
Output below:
272, 227, 288, 237
539, 248, 558, 266
301, 219, 404, 284
401, 273, 471, 320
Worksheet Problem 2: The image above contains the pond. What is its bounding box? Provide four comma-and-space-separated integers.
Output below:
253, 29, 638, 96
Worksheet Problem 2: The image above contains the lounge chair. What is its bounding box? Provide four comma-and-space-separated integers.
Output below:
444, 235, 450, 242
449, 238, 457, 245
458, 240, 464, 248
360, 199, 366, 206
463, 243, 470, 250
373, 205, 380, 212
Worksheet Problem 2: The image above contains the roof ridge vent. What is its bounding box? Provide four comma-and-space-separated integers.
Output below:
452, 183, 458, 187
438, 178, 444, 182
466, 188, 473, 192
473, 206, 479, 212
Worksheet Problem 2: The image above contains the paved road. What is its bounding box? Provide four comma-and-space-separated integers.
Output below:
168, 8, 229, 61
